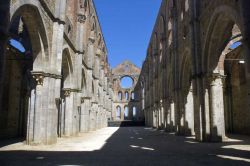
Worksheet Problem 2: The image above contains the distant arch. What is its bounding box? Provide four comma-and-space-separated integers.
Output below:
124, 106, 129, 120
116, 106, 121, 120
118, 91, 122, 100
120, 76, 134, 88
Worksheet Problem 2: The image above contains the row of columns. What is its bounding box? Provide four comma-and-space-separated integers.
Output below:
144, 72, 226, 141
138, 0, 243, 142
0, 0, 114, 145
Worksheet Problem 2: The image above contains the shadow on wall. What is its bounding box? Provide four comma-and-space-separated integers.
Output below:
0, 127, 250, 166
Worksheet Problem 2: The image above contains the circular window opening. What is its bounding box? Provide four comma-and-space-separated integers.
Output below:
120, 76, 133, 88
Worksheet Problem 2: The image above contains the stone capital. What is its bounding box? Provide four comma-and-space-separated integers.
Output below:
208, 73, 226, 86
96, 48, 102, 57
77, 14, 87, 23
62, 88, 71, 97
31, 71, 45, 86
31, 71, 62, 82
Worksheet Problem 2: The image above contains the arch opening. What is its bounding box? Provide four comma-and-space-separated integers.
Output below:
125, 91, 129, 100
118, 91, 122, 101
1, 5, 48, 140
204, 11, 250, 137
120, 76, 133, 88
116, 106, 121, 120
132, 107, 137, 120
124, 106, 129, 120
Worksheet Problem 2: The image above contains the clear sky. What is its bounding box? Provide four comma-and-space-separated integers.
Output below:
94, 0, 162, 68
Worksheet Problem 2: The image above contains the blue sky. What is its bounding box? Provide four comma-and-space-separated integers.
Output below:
94, 0, 162, 68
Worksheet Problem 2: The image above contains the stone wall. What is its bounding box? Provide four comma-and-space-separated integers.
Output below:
137, 0, 250, 142
111, 61, 143, 121
0, 0, 113, 145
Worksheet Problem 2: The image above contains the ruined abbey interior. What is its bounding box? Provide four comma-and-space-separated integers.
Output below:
138, 0, 250, 142
0, 0, 114, 145
1, 0, 250, 165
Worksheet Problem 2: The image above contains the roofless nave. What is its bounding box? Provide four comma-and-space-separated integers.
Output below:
0, 0, 250, 147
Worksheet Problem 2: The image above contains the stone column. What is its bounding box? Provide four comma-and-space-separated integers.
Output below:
86, 35, 95, 69
72, 91, 80, 136
101, 112, 104, 128
97, 105, 102, 129
184, 86, 195, 136
77, 13, 87, 51
209, 74, 226, 141
149, 109, 152, 127
147, 108, 151, 127
153, 105, 157, 128
192, 77, 204, 141
204, 88, 211, 140
59, 97, 65, 137
46, 76, 61, 144
145, 109, 148, 126
90, 102, 97, 131
155, 104, 158, 128
80, 97, 91, 132
62, 89, 74, 137
157, 103, 162, 128
27, 73, 44, 145
26, 87, 36, 144
128, 106, 133, 120
86, 69, 93, 96
176, 91, 184, 135
159, 102, 164, 129
144, 109, 148, 126
170, 101, 176, 131
165, 99, 171, 132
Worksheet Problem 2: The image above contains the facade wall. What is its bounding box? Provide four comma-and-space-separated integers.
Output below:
137, 0, 250, 142
0, 0, 113, 145
111, 61, 143, 121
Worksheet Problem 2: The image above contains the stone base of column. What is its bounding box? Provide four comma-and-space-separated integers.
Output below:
210, 129, 226, 142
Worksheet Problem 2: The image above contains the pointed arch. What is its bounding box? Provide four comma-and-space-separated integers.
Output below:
61, 47, 73, 88
203, 6, 243, 73
10, 3, 49, 70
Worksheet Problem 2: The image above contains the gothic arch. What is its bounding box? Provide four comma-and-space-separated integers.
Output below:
202, 5, 250, 138
1, 2, 49, 140
159, 15, 166, 64
90, 16, 97, 38
10, 3, 49, 70
81, 68, 87, 92
97, 33, 102, 47
153, 32, 158, 55
116, 105, 121, 120
180, 48, 192, 94
61, 48, 73, 88
203, 6, 243, 73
